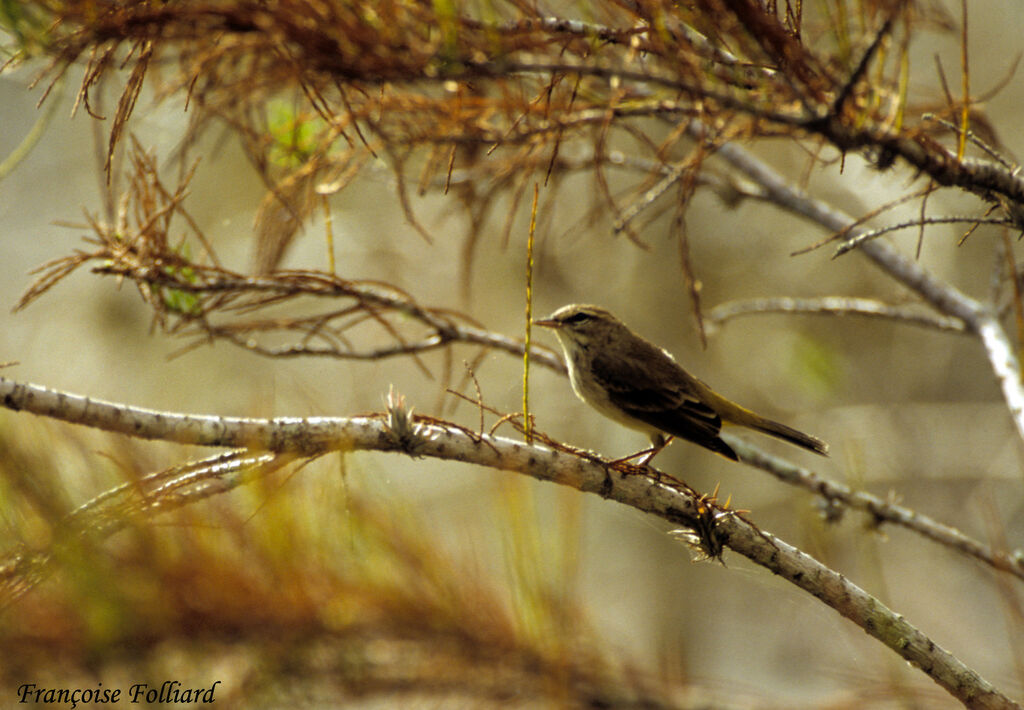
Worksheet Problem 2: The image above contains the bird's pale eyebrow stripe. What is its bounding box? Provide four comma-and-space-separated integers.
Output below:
563, 312, 592, 324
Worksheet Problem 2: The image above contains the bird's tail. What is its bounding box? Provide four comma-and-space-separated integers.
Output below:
688, 378, 830, 456
744, 416, 829, 456
702, 387, 829, 456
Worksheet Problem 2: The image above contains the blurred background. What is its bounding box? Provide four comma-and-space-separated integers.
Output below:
2, 1, 1023, 707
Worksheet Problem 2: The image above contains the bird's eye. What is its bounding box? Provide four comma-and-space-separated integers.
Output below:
563, 312, 592, 325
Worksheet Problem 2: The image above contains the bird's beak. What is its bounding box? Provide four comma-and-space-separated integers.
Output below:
532, 317, 560, 329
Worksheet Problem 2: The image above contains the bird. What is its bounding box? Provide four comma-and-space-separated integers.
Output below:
534, 304, 828, 462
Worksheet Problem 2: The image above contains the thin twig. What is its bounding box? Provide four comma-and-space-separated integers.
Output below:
834, 215, 1012, 257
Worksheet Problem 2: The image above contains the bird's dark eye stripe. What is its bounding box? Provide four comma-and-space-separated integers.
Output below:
563, 312, 592, 324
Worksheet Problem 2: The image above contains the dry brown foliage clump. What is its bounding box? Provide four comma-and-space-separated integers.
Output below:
13, 0, 1020, 365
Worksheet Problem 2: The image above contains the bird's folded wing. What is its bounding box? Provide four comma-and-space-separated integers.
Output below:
589, 349, 723, 440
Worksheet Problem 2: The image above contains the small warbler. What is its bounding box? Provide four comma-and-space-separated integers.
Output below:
535, 304, 828, 462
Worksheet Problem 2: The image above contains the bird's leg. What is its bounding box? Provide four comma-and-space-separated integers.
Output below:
638, 435, 672, 467
611, 435, 673, 467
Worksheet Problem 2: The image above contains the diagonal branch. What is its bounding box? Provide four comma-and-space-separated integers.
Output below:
703, 126, 1024, 443
0, 375, 1018, 709
726, 436, 1024, 581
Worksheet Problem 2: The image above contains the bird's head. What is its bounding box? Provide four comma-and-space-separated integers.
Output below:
534, 304, 625, 350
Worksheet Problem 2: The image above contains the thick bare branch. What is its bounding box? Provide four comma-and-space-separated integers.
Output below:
0, 375, 1017, 709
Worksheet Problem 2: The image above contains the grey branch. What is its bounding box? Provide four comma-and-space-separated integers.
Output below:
704, 127, 1024, 443
727, 436, 1024, 582
706, 296, 967, 334
0, 376, 1019, 709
